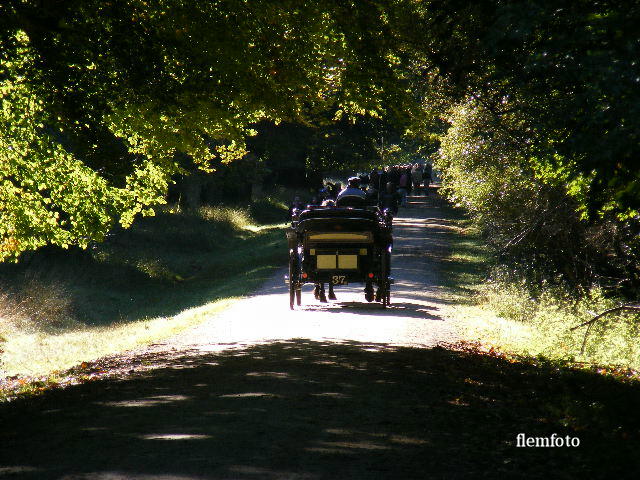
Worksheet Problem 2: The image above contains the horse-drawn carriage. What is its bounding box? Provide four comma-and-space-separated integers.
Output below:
286, 203, 393, 309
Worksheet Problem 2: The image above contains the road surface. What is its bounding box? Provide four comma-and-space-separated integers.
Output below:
165, 194, 459, 354
2, 196, 637, 479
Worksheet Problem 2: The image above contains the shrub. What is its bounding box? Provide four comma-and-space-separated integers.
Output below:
437, 99, 640, 293
471, 271, 640, 367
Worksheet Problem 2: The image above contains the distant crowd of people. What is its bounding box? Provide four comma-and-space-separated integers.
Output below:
289, 163, 433, 216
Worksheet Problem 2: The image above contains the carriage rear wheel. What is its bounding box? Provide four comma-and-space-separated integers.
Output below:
289, 284, 295, 310
380, 246, 391, 308
289, 252, 301, 310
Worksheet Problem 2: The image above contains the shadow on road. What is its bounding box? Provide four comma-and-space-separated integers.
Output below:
2, 340, 640, 479
298, 300, 444, 321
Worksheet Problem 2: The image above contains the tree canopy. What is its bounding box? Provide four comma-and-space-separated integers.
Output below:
1, 0, 639, 267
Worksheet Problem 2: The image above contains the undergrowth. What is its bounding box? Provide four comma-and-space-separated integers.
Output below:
441, 212, 640, 371
0, 198, 288, 379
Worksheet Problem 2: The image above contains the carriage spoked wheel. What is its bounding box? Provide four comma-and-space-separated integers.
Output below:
380, 247, 391, 308
289, 252, 302, 310
289, 283, 296, 310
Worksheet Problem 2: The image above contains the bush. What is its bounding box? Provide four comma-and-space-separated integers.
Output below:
436, 99, 640, 293
471, 272, 640, 368
0, 199, 288, 377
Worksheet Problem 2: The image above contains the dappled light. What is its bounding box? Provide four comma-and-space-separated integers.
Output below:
128, 196, 458, 354
1, 1, 639, 477
101, 395, 191, 408
140, 434, 212, 441
2, 340, 640, 478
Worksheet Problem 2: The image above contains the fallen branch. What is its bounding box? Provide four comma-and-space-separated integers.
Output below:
570, 303, 640, 354
571, 304, 640, 331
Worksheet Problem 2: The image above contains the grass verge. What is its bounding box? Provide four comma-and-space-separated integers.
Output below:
439, 210, 640, 373
0, 198, 288, 384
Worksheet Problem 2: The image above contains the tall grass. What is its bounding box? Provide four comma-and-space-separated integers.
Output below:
458, 279, 640, 368
198, 205, 253, 229
0, 277, 76, 335
0, 200, 288, 378
440, 213, 640, 370
1, 299, 236, 377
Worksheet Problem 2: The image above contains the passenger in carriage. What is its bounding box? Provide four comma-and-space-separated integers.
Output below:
336, 177, 367, 206
288, 195, 305, 217
318, 184, 330, 202
365, 184, 379, 205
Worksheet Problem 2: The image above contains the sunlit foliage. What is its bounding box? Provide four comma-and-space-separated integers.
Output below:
2, 0, 639, 273
428, 1, 640, 289
0, 0, 406, 259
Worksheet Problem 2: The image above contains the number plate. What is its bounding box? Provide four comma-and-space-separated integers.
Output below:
331, 275, 347, 285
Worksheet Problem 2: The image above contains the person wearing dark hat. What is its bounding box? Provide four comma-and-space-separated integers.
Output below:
336, 177, 367, 206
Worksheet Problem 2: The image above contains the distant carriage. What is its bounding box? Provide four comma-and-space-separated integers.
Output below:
286, 203, 393, 309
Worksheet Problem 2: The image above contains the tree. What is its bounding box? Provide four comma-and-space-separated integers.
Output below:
3, 0, 639, 271
0, 0, 382, 259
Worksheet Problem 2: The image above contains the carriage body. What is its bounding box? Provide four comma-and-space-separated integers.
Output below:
286, 206, 393, 309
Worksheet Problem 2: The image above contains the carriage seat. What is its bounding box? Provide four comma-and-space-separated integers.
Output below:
297, 206, 379, 222
335, 195, 368, 207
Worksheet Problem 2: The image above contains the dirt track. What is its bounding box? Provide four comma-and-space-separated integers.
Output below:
162, 194, 460, 353
2, 196, 640, 479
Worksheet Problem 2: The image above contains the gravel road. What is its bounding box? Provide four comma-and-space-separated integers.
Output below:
164, 194, 460, 354
3, 196, 635, 479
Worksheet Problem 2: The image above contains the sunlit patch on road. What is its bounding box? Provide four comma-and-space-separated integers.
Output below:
100, 394, 191, 408
140, 433, 212, 441
219, 392, 280, 398
161, 196, 458, 353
